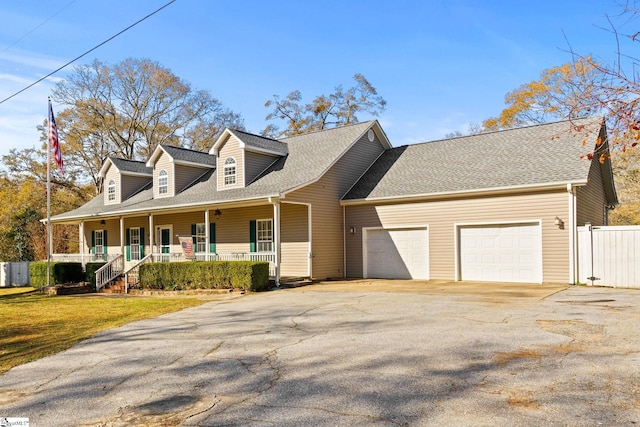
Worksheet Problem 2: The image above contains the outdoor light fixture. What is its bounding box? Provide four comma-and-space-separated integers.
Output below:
214, 209, 222, 219
100, 219, 106, 225
554, 216, 564, 227
349, 226, 356, 234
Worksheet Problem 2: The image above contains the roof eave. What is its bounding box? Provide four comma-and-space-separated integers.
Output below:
340, 180, 587, 206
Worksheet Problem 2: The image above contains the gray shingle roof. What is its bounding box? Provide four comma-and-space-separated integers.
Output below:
343, 117, 604, 201
51, 121, 375, 221
160, 144, 216, 167
109, 158, 152, 175
230, 129, 288, 154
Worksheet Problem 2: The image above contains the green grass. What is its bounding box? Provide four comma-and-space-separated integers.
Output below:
0, 287, 205, 374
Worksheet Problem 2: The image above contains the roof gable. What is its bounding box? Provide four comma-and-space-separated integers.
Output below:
146, 144, 215, 168
98, 157, 152, 178
210, 129, 288, 156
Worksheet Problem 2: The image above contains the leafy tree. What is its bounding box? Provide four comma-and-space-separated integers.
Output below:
263, 73, 386, 137
51, 57, 245, 191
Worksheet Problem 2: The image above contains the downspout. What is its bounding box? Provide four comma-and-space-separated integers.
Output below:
343, 205, 346, 279
568, 184, 578, 285
148, 214, 154, 260
204, 209, 210, 261
119, 217, 125, 260
270, 197, 281, 287
79, 221, 85, 267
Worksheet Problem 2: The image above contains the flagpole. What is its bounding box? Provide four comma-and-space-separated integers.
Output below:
47, 98, 52, 288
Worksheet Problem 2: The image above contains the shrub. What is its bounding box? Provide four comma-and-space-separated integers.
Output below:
29, 262, 85, 288
139, 261, 269, 291
84, 262, 107, 290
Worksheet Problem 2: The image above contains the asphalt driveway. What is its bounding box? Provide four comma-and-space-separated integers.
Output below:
0, 280, 639, 426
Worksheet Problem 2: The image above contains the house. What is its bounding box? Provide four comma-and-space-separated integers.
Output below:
49, 117, 617, 289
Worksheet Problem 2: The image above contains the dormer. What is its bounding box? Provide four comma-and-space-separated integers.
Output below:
146, 145, 215, 198
210, 129, 288, 190
98, 158, 152, 205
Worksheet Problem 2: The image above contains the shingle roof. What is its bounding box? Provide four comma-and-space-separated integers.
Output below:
160, 144, 216, 167
343, 117, 604, 201
109, 158, 152, 175
230, 129, 288, 154
51, 121, 375, 221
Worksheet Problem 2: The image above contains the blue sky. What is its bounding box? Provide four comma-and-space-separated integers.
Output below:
0, 0, 626, 158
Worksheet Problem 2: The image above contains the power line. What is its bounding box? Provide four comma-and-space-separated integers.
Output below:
0, 0, 78, 57
0, 0, 176, 106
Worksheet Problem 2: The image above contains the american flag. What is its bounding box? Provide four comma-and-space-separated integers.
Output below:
48, 101, 64, 177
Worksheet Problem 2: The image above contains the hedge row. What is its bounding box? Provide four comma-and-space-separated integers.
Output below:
139, 261, 270, 292
29, 262, 96, 288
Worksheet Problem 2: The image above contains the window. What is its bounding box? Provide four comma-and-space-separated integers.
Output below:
257, 219, 273, 252
158, 169, 168, 194
130, 227, 141, 261
224, 157, 236, 185
107, 179, 116, 201
95, 230, 104, 261
195, 223, 206, 253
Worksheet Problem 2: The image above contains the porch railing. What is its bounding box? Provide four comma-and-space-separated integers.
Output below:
150, 252, 276, 276
95, 255, 124, 292
51, 253, 117, 265
124, 254, 153, 292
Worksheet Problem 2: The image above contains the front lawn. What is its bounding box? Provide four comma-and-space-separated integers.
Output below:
0, 288, 205, 374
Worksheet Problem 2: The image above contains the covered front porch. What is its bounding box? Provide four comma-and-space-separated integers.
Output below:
51, 199, 312, 292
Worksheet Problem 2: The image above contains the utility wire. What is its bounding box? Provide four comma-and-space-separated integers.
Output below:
0, 0, 78, 56
0, 0, 176, 106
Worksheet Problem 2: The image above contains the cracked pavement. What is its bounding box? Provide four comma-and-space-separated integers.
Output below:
0, 280, 639, 426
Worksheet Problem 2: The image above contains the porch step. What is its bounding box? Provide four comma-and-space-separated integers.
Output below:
100, 277, 127, 294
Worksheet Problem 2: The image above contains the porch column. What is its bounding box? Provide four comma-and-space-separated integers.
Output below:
119, 217, 125, 259
149, 214, 154, 258
272, 199, 281, 285
204, 209, 210, 261
79, 221, 85, 265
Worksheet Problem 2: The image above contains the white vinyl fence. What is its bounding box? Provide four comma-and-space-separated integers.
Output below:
0, 262, 31, 287
577, 225, 640, 288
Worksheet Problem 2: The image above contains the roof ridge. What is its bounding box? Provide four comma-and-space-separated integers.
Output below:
159, 143, 210, 154
280, 120, 375, 141
230, 128, 281, 142
410, 116, 602, 147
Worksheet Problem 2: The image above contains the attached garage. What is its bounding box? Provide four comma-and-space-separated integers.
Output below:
363, 227, 429, 279
458, 222, 542, 283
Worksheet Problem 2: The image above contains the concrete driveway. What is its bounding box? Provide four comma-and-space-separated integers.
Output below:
0, 280, 639, 426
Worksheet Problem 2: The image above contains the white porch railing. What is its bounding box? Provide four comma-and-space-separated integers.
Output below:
95, 255, 124, 292
150, 252, 276, 276
51, 253, 117, 265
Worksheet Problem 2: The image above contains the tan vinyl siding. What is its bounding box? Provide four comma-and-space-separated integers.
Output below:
154, 152, 174, 198
121, 175, 151, 199
345, 190, 571, 283
84, 219, 121, 255
287, 131, 387, 279
218, 135, 244, 189
104, 166, 120, 204
174, 164, 208, 193
576, 158, 607, 226
281, 203, 310, 277
245, 151, 278, 184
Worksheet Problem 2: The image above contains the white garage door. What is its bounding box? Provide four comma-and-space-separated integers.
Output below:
459, 223, 542, 283
365, 227, 429, 279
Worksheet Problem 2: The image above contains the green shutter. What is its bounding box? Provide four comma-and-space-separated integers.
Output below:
249, 220, 256, 252
103, 231, 108, 254
125, 228, 131, 261
210, 223, 216, 253
140, 227, 145, 258
91, 231, 95, 255
191, 224, 197, 246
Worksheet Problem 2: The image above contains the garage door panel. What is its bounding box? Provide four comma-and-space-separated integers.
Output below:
365, 228, 429, 280
460, 223, 542, 283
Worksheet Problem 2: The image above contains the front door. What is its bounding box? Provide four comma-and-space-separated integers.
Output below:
158, 226, 172, 261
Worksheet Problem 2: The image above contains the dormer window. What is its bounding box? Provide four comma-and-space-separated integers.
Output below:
158, 169, 168, 194
224, 157, 236, 185
107, 179, 116, 201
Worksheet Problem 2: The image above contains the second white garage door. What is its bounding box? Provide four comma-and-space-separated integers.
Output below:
365, 227, 429, 279
459, 223, 542, 283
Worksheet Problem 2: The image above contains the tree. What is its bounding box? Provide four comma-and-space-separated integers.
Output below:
263, 73, 386, 138
51, 58, 245, 191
